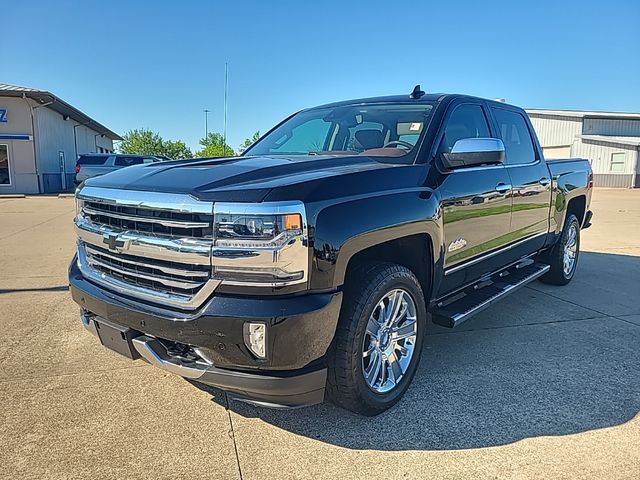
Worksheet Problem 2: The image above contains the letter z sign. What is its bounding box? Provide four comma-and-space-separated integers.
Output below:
0, 108, 7, 123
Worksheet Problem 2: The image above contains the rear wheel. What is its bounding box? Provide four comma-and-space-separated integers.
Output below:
540, 214, 580, 285
327, 263, 427, 416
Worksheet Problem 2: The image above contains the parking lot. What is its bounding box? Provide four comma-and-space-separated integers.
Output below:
1, 189, 639, 479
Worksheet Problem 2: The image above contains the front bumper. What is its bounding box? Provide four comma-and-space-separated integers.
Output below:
70, 258, 342, 407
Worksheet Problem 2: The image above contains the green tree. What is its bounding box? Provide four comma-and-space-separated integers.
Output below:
239, 131, 260, 153
118, 128, 193, 159
162, 140, 193, 160
119, 129, 164, 155
197, 132, 235, 157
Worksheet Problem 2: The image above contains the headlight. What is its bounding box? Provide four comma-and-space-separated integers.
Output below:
212, 202, 308, 287
75, 187, 84, 217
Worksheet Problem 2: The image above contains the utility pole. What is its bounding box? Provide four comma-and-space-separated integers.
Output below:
204, 109, 210, 138
223, 62, 228, 155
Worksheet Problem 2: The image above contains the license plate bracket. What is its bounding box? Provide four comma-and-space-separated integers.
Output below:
95, 318, 141, 360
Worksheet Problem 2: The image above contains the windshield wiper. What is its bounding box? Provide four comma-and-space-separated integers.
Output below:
308, 150, 355, 156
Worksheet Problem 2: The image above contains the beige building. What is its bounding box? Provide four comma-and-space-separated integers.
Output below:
527, 109, 640, 188
0, 83, 121, 194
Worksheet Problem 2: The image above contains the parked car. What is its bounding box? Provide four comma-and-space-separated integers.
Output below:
70, 89, 593, 415
74, 153, 166, 185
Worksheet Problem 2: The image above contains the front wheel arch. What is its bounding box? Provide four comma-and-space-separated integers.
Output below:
341, 233, 434, 305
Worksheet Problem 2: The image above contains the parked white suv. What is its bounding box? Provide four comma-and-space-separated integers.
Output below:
74, 154, 167, 185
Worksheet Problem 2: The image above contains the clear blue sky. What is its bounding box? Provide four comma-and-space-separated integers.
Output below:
2, 0, 639, 153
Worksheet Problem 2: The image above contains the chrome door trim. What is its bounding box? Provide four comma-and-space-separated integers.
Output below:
444, 231, 547, 276
450, 164, 504, 173
495, 183, 512, 194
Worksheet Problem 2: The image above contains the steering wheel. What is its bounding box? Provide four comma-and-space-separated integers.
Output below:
383, 140, 414, 150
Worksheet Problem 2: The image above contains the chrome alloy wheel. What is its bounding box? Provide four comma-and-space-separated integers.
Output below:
563, 223, 578, 276
362, 289, 418, 393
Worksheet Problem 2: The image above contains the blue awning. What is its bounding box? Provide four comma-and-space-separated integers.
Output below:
0, 134, 30, 140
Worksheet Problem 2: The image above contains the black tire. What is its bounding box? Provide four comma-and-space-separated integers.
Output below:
539, 214, 581, 285
326, 263, 427, 416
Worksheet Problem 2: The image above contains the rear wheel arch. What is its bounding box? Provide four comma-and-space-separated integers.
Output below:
566, 195, 586, 227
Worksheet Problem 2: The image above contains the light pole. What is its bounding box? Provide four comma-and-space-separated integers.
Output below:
223, 63, 228, 155
204, 109, 210, 138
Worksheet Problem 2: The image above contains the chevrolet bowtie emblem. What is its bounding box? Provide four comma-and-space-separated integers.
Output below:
103, 233, 128, 251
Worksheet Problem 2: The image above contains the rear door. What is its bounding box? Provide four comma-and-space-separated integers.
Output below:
490, 107, 552, 257
436, 101, 513, 295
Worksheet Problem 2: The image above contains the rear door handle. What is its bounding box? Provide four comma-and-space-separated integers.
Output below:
539, 177, 551, 186
495, 183, 512, 194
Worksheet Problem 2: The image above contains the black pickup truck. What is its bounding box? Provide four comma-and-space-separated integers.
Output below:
70, 88, 593, 415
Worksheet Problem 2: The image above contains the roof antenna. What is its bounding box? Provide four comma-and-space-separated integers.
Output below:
410, 84, 425, 99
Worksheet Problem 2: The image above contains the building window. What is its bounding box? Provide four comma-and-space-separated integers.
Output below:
0, 144, 10, 185
610, 152, 626, 172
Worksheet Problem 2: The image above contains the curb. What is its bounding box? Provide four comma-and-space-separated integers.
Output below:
0, 194, 26, 198
58, 194, 75, 198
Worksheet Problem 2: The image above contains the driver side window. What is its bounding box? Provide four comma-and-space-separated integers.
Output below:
439, 104, 491, 155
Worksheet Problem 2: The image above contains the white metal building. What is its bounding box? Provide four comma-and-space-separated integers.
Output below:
526, 109, 640, 188
0, 83, 121, 194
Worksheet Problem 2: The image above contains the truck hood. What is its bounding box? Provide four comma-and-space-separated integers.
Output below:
84, 155, 410, 202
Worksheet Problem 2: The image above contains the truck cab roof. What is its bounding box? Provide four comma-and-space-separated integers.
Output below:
310, 93, 520, 111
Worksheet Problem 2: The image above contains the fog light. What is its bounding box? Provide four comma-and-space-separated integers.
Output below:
243, 322, 267, 359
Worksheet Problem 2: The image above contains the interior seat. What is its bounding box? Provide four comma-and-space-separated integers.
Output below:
354, 130, 384, 150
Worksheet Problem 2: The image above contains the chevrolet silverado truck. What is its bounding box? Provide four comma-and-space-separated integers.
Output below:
69, 88, 593, 415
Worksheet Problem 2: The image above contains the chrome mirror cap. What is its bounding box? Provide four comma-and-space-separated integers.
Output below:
443, 138, 505, 170
451, 137, 505, 154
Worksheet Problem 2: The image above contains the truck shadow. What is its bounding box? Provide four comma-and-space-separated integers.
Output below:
197, 251, 640, 451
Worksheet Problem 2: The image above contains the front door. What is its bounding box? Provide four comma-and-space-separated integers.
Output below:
436, 102, 513, 296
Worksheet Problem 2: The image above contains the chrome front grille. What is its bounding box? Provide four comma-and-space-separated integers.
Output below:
82, 201, 213, 239
84, 244, 210, 297
75, 186, 219, 310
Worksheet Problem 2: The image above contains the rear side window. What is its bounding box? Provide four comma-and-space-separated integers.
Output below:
114, 156, 144, 167
439, 104, 491, 154
77, 155, 107, 165
492, 108, 536, 165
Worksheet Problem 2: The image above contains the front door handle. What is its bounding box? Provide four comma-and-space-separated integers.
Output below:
539, 177, 551, 186
495, 183, 512, 194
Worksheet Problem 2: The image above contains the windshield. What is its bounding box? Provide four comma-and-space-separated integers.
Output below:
245, 103, 434, 161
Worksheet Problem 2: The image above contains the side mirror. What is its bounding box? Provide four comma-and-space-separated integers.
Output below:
442, 138, 505, 170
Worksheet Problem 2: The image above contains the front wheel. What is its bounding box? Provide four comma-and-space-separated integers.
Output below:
540, 214, 581, 285
326, 263, 427, 416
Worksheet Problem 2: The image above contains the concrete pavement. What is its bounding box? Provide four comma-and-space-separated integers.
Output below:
0, 189, 638, 479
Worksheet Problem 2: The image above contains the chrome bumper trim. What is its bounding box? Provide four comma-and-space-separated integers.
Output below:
132, 335, 210, 380
80, 310, 99, 337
